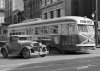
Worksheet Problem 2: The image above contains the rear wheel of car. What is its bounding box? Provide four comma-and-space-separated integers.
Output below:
1, 49, 8, 58
22, 49, 30, 59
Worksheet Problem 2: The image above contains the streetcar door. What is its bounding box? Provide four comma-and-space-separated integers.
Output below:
68, 24, 76, 46
61, 24, 69, 47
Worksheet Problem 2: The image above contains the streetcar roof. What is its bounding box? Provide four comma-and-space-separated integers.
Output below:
8, 16, 94, 28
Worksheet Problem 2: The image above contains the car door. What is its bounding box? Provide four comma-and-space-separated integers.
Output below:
9, 36, 20, 53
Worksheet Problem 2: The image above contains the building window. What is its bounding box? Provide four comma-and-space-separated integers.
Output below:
44, 13, 47, 19
57, 9, 61, 17
50, 11, 54, 18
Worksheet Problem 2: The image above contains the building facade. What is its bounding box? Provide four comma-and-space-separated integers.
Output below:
4, 0, 24, 25
0, 0, 5, 25
4, 0, 12, 25
41, 0, 67, 19
0, 0, 5, 26
12, 10, 25, 24
0, 0, 8, 41
23, 0, 42, 19
0, 0, 4, 9
23, 0, 100, 20
12, 0, 24, 11
41, 0, 97, 20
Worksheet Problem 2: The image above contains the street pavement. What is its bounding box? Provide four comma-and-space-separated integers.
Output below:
0, 48, 100, 71
8, 56, 100, 71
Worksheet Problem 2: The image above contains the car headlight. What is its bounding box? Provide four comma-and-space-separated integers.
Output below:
31, 43, 33, 47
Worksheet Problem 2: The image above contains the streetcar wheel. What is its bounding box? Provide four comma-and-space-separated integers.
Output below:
1, 49, 8, 58
22, 49, 30, 59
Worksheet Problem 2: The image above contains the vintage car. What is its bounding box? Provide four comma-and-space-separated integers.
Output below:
0, 36, 49, 59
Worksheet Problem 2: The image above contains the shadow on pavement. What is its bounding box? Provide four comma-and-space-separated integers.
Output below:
48, 50, 90, 56
0, 50, 91, 60
0, 55, 39, 60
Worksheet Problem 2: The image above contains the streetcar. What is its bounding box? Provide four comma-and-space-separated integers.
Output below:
8, 16, 95, 53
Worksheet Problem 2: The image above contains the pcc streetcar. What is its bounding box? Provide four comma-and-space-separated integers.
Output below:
8, 16, 95, 53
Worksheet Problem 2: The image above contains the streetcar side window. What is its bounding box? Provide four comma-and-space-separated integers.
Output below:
62, 24, 68, 35
53, 25, 58, 34
35, 27, 39, 35
69, 24, 76, 35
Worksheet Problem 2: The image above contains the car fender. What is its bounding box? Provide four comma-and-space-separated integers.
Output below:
18, 46, 32, 56
20, 46, 32, 53
24, 46, 32, 49
1, 46, 8, 54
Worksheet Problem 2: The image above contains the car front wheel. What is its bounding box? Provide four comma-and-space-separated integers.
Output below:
22, 49, 30, 59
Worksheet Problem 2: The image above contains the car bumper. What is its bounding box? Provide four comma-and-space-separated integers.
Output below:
30, 51, 49, 56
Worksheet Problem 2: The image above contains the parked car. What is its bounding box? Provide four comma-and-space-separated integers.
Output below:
0, 36, 49, 59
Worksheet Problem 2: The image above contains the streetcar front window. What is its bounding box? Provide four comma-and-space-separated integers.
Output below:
78, 25, 88, 32
87, 25, 95, 33
78, 25, 94, 33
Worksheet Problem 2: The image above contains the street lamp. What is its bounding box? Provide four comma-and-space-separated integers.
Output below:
92, 12, 95, 21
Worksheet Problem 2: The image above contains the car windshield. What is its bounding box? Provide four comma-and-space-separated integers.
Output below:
78, 25, 94, 33
33, 43, 39, 46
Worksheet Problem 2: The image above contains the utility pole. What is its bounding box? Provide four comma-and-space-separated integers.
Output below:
92, 0, 98, 47
95, 0, 98, 46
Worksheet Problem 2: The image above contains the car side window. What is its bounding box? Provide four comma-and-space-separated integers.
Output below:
9, 36, 18, 42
